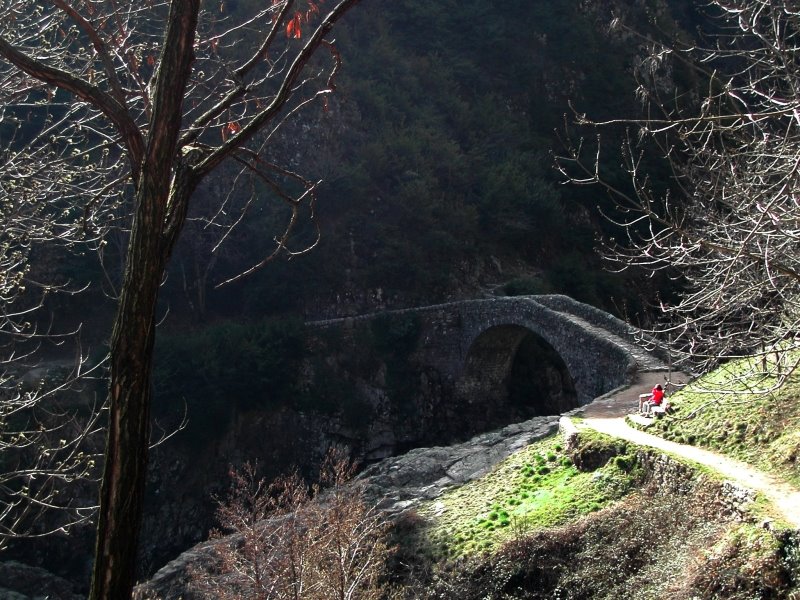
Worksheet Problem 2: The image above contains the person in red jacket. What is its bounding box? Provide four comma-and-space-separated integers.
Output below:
639, 384, 665, 415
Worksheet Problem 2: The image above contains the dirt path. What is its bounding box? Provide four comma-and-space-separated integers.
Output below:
573, 370, 800, 528
578, 416, 800, 529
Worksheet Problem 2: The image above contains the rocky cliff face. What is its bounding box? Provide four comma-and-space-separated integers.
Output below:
135, 414, 563, 600
0, 561, 83, 600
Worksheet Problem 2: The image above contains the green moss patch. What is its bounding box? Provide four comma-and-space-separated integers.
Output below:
418, 435, 640, 559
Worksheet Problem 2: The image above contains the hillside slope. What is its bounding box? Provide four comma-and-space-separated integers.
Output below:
135, 420, 800, 600
395, 420, 800, 599
155, 0, 700, 323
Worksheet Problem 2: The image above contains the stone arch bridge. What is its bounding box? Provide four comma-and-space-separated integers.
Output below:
306, 295, 668, 458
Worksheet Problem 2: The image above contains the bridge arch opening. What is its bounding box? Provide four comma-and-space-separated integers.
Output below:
459, 325, 578, 417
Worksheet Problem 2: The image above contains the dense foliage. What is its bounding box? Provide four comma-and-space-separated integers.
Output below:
26, 0, 707, 336
158, 0, 703, 323
153, 318, 306, 443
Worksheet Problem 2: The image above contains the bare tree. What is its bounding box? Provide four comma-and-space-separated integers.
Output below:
0, 359, 103, 550
0, 1, 361, 598
0, 118, 105, 547
558, 0, 800, 383
192, 464, 315, 600
190, 449, 390, 600
310, 449, 390, 600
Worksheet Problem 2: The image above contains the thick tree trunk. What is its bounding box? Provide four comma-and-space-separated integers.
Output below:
89, 3, 200, 599
89, 180, 167, 600
89, 170, 198, 600
89, 172, 198, 599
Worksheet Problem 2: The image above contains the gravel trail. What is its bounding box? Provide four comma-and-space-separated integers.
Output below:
579, 416, 800, 528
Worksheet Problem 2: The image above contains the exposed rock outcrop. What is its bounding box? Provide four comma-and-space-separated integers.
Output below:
359, 415, 561, 514
135, 414, 562, 600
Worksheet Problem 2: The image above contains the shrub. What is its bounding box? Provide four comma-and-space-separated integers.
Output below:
153, 317, 306, 445
189, 448, 391, 600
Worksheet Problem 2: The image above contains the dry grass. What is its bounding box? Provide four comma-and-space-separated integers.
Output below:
389, 417, 800, 599
402, 488, 797, 599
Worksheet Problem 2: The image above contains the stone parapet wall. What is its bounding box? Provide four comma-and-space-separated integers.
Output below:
638, 451, 758, 523
534, 294, 635, 339
534, 294, 670, 364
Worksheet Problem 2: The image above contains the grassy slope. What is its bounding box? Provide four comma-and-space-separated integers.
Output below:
394, 385, 800, 599
642, 357, 800, 487
417, 435, 640, 559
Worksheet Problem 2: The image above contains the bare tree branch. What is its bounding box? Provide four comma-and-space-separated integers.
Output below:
0, 1, 362, 597
558, 0, 800, 380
